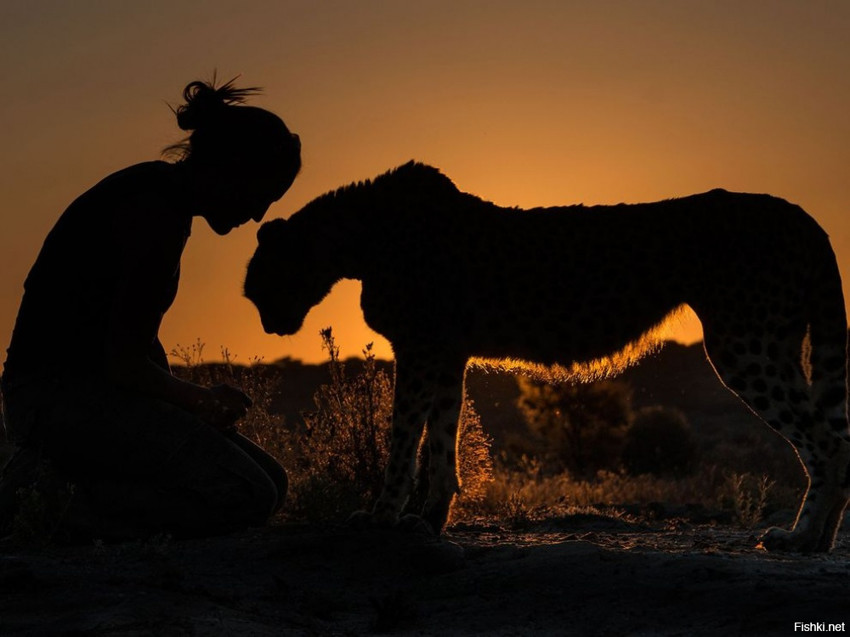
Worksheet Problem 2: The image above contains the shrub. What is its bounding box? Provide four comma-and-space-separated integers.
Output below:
163, 339, 804, 528
727, 472, 774, 529
621, 406, 698, 478
281, 329, 493, 523
289, 328, 394, 521
169, 333, 493, 525
516, 377, 633, 479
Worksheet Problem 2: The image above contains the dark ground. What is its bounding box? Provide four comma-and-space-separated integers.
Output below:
1, 512, 848, 636
2, 342, 846, 635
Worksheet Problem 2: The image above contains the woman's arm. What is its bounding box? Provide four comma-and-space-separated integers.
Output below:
107, 348, 250, 429
105, 207, 249, 428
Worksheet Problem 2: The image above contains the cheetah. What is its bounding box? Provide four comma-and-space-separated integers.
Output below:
245, 161, 850, 553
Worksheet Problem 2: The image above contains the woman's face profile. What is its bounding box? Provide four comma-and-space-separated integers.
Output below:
197, 134, 300, 235
199, 174, 283, 235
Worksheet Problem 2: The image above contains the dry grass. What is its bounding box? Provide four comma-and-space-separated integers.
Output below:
172, 331, 493, 525
171, 334, 801, 531
281, 329, 394, 521
0, 334, 803, 546
464, 457, 799, 530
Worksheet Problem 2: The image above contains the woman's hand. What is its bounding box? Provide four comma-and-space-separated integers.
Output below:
196, 384, 253, 432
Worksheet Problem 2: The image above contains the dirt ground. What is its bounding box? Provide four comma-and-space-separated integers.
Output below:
1, 511, 848, 636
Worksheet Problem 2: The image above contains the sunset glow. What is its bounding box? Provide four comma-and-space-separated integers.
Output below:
2, 2, 848, 364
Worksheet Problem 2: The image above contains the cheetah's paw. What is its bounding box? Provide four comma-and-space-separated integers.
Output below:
758, 526, 823, 554
396, 514, 437, 537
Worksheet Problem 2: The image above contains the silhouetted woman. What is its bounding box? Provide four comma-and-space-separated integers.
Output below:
0, 78, 300, 541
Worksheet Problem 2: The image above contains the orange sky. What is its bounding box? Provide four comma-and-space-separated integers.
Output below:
2, 2, 849, 365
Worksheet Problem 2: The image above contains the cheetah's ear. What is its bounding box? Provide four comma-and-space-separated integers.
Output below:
257, 218, 287, 245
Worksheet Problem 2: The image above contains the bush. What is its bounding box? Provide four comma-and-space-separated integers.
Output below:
727, 472, 774, 529
170, 333, 493, 525
168, 339, 803, 528
288, 329, 395, 521
278, 329, 492, 523
516, 377, 633, 479
621, 406, 698, 478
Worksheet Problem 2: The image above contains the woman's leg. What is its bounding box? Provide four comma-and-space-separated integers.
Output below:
41, 386, 284, 541
226, 431, 288, 513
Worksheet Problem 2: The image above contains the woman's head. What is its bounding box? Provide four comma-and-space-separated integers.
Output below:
168, 77, 301, 234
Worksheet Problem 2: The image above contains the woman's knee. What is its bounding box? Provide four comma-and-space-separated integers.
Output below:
203, 449, 286, 527
224, 432, 287, 512
237, 469, 281, 523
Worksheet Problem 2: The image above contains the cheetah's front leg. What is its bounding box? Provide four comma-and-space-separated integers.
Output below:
361, 354, 467, 533
367, 356, 434, 526
419, 367, 466, 533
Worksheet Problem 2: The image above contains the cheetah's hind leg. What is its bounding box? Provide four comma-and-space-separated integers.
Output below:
704, 322, 850, 553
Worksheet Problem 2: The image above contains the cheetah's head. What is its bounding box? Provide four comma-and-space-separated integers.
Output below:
244, 219, 335, 336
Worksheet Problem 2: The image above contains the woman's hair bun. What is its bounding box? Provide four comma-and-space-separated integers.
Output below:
175, 76, 262, 131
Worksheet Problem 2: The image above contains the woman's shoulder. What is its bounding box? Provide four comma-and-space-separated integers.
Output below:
73, 162, 186, 218
51, 162, 191, 247
96, 161, 180, 197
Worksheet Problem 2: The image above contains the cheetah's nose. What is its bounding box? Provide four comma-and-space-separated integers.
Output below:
260, 315, 282, 335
